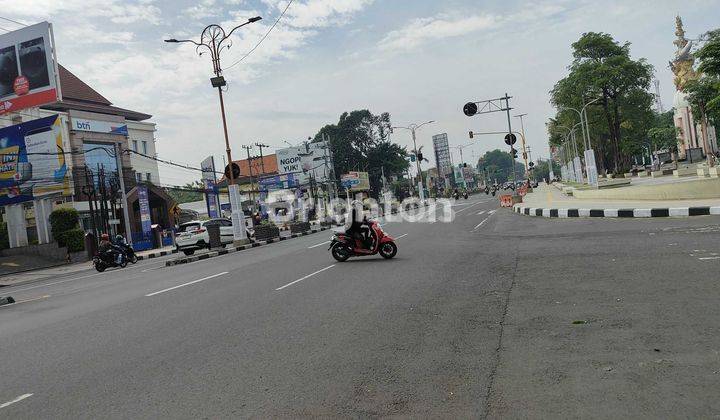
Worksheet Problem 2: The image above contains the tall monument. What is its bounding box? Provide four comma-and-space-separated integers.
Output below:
670, 16, 718, 160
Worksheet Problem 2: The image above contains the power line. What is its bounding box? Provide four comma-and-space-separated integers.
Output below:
223, 0, 294, 71
0, 15, 27, 27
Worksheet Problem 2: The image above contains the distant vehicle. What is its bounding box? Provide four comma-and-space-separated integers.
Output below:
175, 218, 254, 256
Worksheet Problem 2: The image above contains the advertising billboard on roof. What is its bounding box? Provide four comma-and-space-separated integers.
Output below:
0, 22, 61, 115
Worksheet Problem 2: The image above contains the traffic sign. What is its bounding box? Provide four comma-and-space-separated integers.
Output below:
224, 162, 240, 180
504, 133, 517, 146
529, 161, 535, 167
463, 102, 478, 117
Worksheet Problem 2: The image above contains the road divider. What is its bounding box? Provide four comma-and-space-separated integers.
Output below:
145, 272, 229, 297
275, 265, 335, 291
513, 204, 720, 218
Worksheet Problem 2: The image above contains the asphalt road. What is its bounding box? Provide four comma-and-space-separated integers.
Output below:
1, 194, 719, 418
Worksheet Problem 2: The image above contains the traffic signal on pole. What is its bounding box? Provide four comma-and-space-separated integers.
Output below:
417, 152, 423, 161
463, 102, 478, 117
463, 163, 467, 168
511, 148, 518, 159
469, 131, 474, 139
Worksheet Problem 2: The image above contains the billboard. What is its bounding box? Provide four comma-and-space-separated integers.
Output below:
432, 133, 452, 177
341, 171, 369, 192
276, 142, 330, 185
259, 173, 299, 192
0, 22, 60, 115
0, 114, 70, 206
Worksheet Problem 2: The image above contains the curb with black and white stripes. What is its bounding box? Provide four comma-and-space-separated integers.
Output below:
136, 249, 178, 261
513, 204, 720, 218
165, 226, 338, 267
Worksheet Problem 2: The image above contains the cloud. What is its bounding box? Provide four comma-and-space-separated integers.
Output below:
262, 0, 374, 28
377, 3, 567, 53
0, 0, 162, 24
378, 13, 500, 52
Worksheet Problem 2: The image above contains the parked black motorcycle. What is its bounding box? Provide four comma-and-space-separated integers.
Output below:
93, 251, 127, 272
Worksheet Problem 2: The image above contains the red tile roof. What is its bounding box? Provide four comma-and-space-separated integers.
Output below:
40, 65, 151, 121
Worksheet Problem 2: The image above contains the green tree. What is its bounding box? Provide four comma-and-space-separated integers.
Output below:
533, 159, 561, 182
313, 110, 408, 196
165, 181, 204, 204
646, 110, 678, 152
550, 32, 655, 174
476, 149, 525, 183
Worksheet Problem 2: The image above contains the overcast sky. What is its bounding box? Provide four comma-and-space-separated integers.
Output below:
2, 0, 718, 185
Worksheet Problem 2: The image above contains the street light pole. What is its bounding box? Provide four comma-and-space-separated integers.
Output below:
391, 120, 434, 201
165, 16, 262, 244
513, 113, 530, 182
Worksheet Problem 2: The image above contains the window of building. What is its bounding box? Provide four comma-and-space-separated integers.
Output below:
132, 140, 138, 151
83, 143, 117, 188
136, 173, 142, 182
142, 141, 147, 155
146, 172, 152, 182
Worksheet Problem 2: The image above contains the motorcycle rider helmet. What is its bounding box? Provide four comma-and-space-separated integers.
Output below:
115, 234, 124, 242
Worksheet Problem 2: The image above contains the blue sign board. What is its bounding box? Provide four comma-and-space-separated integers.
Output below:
137, 185, 152, 239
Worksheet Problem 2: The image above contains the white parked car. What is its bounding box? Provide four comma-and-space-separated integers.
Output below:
175, 218, 253, 255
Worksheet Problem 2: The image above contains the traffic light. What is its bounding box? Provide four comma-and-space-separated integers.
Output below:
511, 148, 518, 159
469, 131, 474, 139
417, 152, 423, 161
463, 163, 467, 168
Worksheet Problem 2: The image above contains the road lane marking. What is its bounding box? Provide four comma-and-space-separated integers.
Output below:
473, 218, 489, 230
145, 272, 228, 297
699, 256, 720, 260
477, 210, 486, 215
395, 233, 408, 240
488, 209, 497, 214
0, 393, 33, 409
454, 201, 485, 214
275, 265, 335, 291
308, 240, 331, 249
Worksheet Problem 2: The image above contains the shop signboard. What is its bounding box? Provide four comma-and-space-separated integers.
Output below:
71, 117, 128, 135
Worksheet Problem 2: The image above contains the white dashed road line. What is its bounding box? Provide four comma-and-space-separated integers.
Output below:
477, 210, 486, 215
145, 272, 229, 297
473, 218, 489, 231
275, 265, 336, 291
0, 393, 33, 409
308, 240, 331, 249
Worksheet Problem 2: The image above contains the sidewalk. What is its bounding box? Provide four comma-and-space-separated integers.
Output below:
514, 184, 720, 218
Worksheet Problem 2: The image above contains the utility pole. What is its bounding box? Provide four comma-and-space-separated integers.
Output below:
164, 16, 261, 245
114, 143, 133, 245
242, 144, 254, 204
255, 142, 269, 175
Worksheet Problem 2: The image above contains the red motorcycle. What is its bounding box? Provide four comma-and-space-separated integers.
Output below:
329, 220, 397, 262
